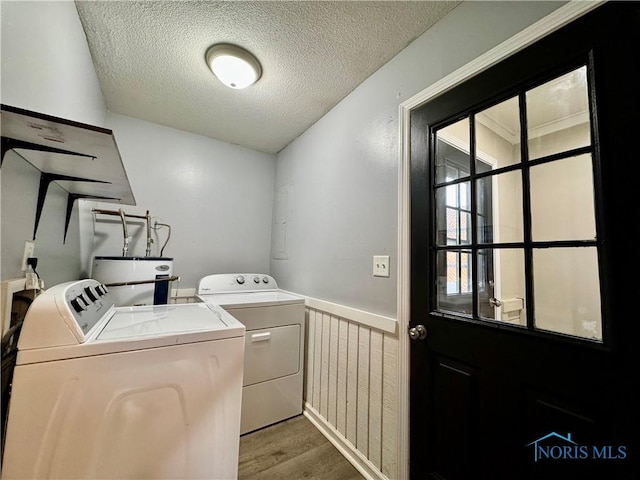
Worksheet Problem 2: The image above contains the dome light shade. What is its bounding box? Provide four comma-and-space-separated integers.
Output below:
205, 44, 262, 89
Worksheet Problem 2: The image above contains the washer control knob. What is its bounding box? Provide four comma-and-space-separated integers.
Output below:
70, 297, 87, 312
262, 277, 269, 284
253, 276, 261, 284
84, 286, 98, 301
236, 275, 245, 285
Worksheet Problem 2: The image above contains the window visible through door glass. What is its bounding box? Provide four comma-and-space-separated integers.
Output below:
431, 64, 603, 342
435, 181, 471, 247
436, 250, 473, 315
435, 118, 470, 183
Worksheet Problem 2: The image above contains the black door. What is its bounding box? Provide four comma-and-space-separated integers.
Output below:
410, 3, 640, 479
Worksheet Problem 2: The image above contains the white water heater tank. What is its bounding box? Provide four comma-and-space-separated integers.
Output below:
91, 256, 174, 307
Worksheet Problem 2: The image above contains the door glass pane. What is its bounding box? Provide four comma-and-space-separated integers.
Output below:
436, 250, 473, 315
476, 96, 521, 169
436, 118, 470, 183
431, 64, 602, 340
533, 247, 602, 341
478, 248, 526, 325
530, 154, 596, 242
435, 182, 471, 246
477, 170, 523, 244
527, 66, 591, 159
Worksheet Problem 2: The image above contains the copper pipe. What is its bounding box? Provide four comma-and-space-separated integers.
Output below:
91, 208, 147, 220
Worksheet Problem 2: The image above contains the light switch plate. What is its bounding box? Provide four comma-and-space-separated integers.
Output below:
373, 255, 390, 277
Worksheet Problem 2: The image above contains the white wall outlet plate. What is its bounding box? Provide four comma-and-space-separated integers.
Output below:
373, 255, 390, 277
25, 273, 39, 290
21, 240, 35, 272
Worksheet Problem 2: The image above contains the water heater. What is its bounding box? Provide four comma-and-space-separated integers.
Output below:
91, 256, 174, 307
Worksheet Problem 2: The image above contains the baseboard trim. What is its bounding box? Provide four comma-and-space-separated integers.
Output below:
304, 403, 389, 480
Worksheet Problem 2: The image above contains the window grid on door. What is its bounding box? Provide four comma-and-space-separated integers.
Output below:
430, 62, 604, 342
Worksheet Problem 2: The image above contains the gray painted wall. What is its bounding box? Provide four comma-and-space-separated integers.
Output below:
80, 113, 276, 288
0, 1, 106, 126
1, 1, 276, 290
1, 0, 106, 285
270, 1, 566, 318
1, 151, 82, 287
2, 0, 566, 311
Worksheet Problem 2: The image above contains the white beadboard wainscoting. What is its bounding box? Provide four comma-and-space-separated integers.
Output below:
302, 297, 399, 480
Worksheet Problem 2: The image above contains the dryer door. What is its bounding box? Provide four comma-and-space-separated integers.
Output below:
243, 324, 300, 386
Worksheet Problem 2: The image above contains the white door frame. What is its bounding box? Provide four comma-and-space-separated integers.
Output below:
395, 2, 604, 478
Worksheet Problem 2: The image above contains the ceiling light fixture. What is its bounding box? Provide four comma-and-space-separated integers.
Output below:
205, 44, 262, 89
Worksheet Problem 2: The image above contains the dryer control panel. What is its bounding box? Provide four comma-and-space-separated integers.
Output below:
197, 273, 278, 294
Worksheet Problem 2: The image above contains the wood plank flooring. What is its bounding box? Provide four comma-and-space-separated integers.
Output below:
238, 414, 365, 480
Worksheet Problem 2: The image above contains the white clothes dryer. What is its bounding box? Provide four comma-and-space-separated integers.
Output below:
196, 274, 305, 435
2, 279, 245, 480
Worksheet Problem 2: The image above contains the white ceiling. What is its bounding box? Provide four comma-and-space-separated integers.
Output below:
74, 1, 461, 154
478, 66, 590, 144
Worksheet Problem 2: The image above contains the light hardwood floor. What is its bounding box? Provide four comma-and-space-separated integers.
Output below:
238, 414, 365, 480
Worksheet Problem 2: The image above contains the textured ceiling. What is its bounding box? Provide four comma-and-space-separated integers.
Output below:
74, 1, 460, 154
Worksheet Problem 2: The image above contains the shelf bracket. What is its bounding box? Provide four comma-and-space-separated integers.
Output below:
64, 193, 120, 244
1, 136, 95, 167
34, 173, 109, 240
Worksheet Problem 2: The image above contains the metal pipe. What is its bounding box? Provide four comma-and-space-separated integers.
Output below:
154, 221, 172, 257
103, 275, 180, 288
118, 208, 129, 256
92, 208, 155, 257
91, 208, 148, 220
145, 210, 152, 257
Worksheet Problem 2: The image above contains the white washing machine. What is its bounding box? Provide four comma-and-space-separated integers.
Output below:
2, 279, 245, 480
196, 274, 305, 435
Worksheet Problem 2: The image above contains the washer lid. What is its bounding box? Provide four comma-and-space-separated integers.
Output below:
98, 303, 232, 340
197, 290, 305, 309
16, 303, 245, 365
